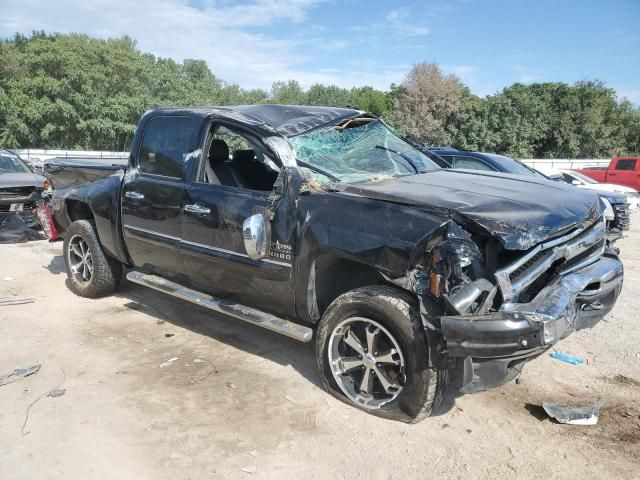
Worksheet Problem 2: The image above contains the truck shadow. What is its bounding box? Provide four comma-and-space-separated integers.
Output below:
59, 260, 457, 417
113, 276, 323, 389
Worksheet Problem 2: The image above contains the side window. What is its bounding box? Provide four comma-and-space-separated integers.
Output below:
451, 155, 495, 171
202, 125, 280, 191
615, 159, 637, 171
139, 116, 195, 178
562, 173, 576, 184
439, 155, 454, 167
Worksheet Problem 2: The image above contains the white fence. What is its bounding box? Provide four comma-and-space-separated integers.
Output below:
15, 149, 129, 167
14, 149, 612, 172
520, 158, 610, 171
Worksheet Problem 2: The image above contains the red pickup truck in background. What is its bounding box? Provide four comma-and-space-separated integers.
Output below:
574, 157, 640, 190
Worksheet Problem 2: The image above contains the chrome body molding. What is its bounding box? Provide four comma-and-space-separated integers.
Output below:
126, 271, 312, 342
123, 224, 292, 268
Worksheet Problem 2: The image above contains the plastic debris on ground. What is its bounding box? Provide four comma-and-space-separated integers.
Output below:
0, 364, 41, 386
550, 352, 584, 365
47, 388, 66, 398
159, 357, 179, 368
542, 403, 600, 425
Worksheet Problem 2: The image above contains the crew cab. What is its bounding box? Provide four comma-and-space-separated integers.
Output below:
575, 156, 640, 191
50, 106, 624, 422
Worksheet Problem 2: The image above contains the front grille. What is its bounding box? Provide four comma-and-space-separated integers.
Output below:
510, 249, 549, 282
495, 218, 606, 303
518, 239, 605, 302
561, 239, 605, 272
0, 186, 35, 199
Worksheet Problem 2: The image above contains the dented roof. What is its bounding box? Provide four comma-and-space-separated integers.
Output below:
148, 104, 363, 137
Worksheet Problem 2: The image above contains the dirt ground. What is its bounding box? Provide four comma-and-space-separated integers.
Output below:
1, 219, 639, 480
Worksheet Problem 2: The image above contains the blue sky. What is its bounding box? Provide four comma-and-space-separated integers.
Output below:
1, 0, 639, 101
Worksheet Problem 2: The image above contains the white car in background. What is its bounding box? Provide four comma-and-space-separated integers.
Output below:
549, 169, 640, 210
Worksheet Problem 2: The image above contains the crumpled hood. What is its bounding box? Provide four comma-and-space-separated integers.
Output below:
338, 169, 602, 250
0, 172, 46, 189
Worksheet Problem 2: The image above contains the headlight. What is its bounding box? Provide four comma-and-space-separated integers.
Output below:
601, 198, 615, 221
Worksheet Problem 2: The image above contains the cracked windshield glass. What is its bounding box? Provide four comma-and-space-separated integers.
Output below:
289, 118, 439, 185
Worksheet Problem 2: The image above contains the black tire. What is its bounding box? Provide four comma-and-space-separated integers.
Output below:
63, 219, 122, 298
316, 285, 447, 423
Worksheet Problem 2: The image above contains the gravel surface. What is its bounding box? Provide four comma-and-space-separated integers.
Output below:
0, 217, 638, 479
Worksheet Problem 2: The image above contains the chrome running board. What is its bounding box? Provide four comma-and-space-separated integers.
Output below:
126, 271, 313, 342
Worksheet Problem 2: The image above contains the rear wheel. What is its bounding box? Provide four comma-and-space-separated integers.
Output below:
316, 286, 447, 423
63, 220, 122, 298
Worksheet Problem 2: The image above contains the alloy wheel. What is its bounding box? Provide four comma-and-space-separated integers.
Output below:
328, 317, 406, 409
68, 234, 93, 283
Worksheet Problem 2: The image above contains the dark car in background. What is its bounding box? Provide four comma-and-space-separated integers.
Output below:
430, 147, 537, 176
0, 149, 47, 242
430, 147, 630, 243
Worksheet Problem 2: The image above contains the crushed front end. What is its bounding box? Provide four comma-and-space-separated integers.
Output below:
417, 216, 623, 393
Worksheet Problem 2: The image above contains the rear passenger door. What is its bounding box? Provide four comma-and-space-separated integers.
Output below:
607, 158, 638, 189
121, 115, 194, 278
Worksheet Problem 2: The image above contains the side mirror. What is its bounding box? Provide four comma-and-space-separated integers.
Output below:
571, 180, 581, 185
243, 213, 271, 260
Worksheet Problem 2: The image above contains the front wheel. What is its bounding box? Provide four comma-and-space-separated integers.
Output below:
316, 286, 447, 423
63, 220, 122, 298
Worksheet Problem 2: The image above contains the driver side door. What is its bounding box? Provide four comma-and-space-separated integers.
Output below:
180, 122, 295, 317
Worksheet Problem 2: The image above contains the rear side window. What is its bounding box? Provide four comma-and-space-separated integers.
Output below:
139, 116, 195, 178
615, 159, 637, 171
451, 155, 495, 171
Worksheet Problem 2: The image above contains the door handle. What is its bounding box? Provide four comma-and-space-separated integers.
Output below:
125, 191, 145, 200
184, 204, 211, 215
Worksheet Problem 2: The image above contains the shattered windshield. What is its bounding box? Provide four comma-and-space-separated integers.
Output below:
289, 118, 439, 184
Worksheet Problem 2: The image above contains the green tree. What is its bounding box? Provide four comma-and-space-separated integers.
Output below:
270, 80, 305, 105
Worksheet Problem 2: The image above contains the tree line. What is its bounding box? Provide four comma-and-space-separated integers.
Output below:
1, 32, 638, 158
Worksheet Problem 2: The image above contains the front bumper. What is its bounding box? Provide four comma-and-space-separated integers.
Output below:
439, 253, 623, 393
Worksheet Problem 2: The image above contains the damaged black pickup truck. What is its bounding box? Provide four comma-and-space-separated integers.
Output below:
50, 105, 624, 422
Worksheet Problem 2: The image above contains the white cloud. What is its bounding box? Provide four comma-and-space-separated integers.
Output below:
350, 7, 431, 40
385, 9, 430, 37
0, 0, 405, 90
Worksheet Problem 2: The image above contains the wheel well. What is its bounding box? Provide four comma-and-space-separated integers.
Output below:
313, 255, 389, 318
66, 200, 94, 223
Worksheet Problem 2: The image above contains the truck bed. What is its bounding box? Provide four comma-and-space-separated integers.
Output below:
43, 157, 128, 189
572, 168, 607, 183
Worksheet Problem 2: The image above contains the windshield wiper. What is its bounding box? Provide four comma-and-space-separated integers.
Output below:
297, 160, 341, 182
374, 145, 419, 174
